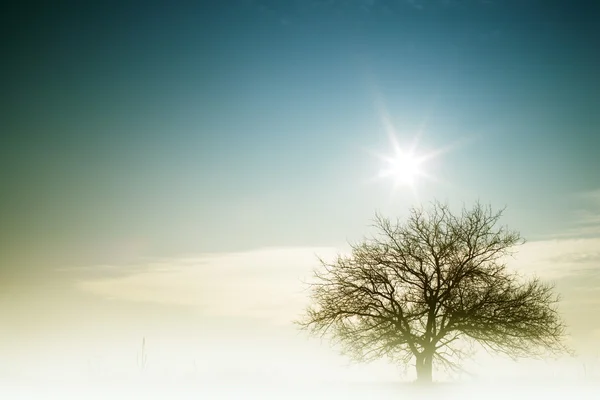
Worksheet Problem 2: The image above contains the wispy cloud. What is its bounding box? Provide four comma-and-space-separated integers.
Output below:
579, 189, 600, 202
510, 237, 600, 279
74, 238, 600, 340
572, 189, 600, 236
506, 236, 600, 343
539, 189, 600, 239
75, 247, 341, 324
404, 0, 425, 10
403, 0, 497, 11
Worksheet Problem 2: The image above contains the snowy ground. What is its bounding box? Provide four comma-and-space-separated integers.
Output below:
2, 379, 599, 400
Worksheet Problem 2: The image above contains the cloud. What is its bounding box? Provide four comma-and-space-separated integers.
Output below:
404, 0, 425, 10
509, 237, 600, 279
579, 189, 600, 202
74, 237, 600, 344
75, 247, 341, 324
402, 0, 495, 11
574, 210, 600, 227
508, 237, 600, 339
539, 188, 600, 239
58, 260, 175, 280
576, 193, 600, 233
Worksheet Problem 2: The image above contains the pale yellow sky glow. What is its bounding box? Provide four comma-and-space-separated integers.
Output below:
3, 239, 591, 385
2, 240, 600, 398
76, 247, 341, 322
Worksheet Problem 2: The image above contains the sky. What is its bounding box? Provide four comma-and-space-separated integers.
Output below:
1, 0, 600, 389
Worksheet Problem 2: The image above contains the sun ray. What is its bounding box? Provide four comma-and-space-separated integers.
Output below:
364, 78, 471, 200
367, 102, 454, 199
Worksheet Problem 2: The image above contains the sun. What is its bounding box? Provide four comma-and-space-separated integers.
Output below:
378, 148, 426, 186
366, 90, 467, 198
368, 107, 451, 197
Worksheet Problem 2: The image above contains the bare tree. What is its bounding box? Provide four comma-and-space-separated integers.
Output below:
298, 201, 569, 383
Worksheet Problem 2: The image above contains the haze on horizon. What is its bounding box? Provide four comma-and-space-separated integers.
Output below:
1, 0, 599, 390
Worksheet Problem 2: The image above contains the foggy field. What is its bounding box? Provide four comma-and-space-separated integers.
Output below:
3, 380, 600, 400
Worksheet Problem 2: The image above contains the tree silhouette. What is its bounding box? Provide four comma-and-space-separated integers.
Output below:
298, 201, 569, 383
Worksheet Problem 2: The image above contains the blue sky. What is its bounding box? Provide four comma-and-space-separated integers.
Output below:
1, 0, 600, 387
3, 0, 599, 268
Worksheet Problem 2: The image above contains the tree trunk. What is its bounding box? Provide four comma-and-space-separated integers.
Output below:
415, 353, 433, 384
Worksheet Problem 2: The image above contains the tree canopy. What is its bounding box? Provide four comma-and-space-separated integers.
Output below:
298, 201, 569, 383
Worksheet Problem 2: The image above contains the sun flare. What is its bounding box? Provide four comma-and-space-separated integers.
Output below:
368, 104, 456, 197
378, 149, 425, 186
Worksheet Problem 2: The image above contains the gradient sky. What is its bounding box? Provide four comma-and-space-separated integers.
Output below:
1, 0, 600, 386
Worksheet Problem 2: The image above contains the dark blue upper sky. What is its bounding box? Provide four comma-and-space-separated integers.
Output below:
2, 0, 599, 277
